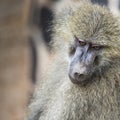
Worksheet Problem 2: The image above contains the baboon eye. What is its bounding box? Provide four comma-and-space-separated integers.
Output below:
74, 36, 86, 46
92, 45, 101, 50
78, 41, 86, 46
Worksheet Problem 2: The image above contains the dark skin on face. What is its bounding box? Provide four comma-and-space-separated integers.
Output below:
68, 36, 105, 86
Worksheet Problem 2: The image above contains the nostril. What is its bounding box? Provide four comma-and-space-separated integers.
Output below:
79, 74, 85, 79
74, 72, 79, 78
74, 72, 85, 80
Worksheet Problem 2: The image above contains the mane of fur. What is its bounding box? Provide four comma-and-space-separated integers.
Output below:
27, 2, 120, 120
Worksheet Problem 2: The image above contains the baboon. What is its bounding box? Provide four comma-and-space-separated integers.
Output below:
27, 2, 120, 120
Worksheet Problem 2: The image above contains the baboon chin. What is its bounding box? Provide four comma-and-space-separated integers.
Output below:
27, 2, 120, 120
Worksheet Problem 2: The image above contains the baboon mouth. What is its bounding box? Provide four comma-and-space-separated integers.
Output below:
73, 79, 89, 86
69, 74, 90, 86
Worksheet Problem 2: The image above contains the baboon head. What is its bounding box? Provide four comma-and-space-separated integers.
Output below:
65, 4, 120, 86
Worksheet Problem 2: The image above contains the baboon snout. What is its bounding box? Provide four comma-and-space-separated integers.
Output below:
73, 66, 88, 81
74, 72, 86, 81
69, 64, 91, 85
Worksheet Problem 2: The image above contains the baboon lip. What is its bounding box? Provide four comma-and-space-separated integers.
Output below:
71, 79, 88, 86
69, 74, 89, 86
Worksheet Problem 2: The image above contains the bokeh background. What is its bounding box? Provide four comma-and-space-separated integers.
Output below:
0, 0, 120, 120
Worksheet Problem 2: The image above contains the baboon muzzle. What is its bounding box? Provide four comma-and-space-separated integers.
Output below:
69, 63, 92, 85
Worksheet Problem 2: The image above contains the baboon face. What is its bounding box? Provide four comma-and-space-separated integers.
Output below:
68, 36, 106, 85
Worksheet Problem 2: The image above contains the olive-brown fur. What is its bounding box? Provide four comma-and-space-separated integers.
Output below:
27, 2, 120, 120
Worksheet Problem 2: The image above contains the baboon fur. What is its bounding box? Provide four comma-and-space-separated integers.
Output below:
27, 2, 120, 120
